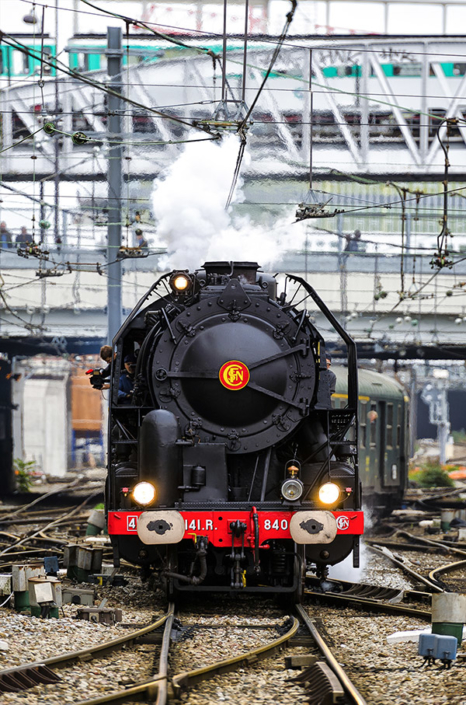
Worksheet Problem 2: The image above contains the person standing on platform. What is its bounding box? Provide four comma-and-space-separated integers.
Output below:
0, 222, 12, 249
15, 226, 30, 246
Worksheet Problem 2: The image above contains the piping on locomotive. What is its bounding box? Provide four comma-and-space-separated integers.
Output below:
106, 261, 363, 598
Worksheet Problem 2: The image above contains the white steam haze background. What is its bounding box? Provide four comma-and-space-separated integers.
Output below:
329, 506, 375, 582
152, 134, 307, 270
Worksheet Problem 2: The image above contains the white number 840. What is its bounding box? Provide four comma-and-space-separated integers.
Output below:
264, 519, 288, 530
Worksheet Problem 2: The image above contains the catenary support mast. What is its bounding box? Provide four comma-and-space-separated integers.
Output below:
107, 26, 123, 342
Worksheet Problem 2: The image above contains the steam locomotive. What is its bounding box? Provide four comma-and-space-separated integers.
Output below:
106, 262, 363, 600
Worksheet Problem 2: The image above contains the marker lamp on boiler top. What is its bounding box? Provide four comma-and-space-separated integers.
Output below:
318, 482, 340, 505
281, 478, 304, 501
132, 482, 156, 506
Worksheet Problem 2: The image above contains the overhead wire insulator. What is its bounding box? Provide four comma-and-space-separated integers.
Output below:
71, 132, 89, 146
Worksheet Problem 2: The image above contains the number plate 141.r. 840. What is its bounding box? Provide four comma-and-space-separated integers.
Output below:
179, 511, 294, 546
183, 510, 293, 546
107, 510, 364, 547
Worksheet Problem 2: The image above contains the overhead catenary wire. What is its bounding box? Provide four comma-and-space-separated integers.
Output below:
17, 0, 466, 64
5, 5, 466, 328
12, 6, 466, 188
225, 0, 298, 208
0, 33, 217, 137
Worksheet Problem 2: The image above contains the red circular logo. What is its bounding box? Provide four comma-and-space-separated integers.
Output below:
219, 360, 250, 391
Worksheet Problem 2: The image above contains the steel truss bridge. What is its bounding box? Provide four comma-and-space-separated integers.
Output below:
1, 249, 466, 352
3, 34, 466, 180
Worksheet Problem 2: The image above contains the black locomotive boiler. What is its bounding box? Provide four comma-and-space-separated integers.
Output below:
106, 262, 363, 599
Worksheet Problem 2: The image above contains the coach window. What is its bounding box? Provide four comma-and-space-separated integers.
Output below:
396, 404, 402, 446
13, 50, 29, 75
369, 402, 377, 446
76, 52, 89, 73
387, 403, 393, 448
360, 402, 367, 448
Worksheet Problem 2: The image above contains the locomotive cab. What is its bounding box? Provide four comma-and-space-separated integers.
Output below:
106, 262, 363, 599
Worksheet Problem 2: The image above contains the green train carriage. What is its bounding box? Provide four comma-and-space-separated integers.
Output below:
333, 367, 408, 510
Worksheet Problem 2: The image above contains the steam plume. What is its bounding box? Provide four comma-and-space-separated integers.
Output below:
152, 134, 305, 269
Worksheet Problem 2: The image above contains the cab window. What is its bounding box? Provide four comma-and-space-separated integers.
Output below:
360, 401, 367, 448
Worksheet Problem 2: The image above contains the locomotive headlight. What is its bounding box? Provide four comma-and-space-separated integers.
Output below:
281, 478, 303, 501
170, 272, 191, 293
318, 482, 340, 505
132, 482, 156, 506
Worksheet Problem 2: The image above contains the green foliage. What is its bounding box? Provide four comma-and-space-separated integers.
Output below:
13, 458, 36, 492
452, 430, 466, 444
410, 463, 455, 488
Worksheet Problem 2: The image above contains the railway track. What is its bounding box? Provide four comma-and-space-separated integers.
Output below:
0, 560, 459, 705
1, 496, 465, 704
0, 566, 437, 705
0, 596, 375, 705
0, 608, 171, 695
304, 577, 432, 620
365, 528, 466, 592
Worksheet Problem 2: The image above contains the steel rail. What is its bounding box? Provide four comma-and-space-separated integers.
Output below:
154, 604, 175, 705
171, 615, 299, 696
295, 604, 368, 705
429, 558, 466, 584
71, 603, 176, 705
0, 609, 171, 685
363, 537, 441, 553
0, 494, 100, 558
0, 480, 83, 521
367, 545, 444, 593
398, 531, 466, 558
0, 514, 90, 526
71, 612, 298, 704
304, 589, 431, 620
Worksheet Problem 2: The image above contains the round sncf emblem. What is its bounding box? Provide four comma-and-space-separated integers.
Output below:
336, 516, 350, 531
219, 360, 250, 391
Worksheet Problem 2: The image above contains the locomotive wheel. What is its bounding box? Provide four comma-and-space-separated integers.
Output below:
164, 546, 178, 604
279, 547, 305, 607
291, 546, 306, 604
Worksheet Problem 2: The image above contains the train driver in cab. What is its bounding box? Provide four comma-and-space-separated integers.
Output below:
118, 353, 136, 403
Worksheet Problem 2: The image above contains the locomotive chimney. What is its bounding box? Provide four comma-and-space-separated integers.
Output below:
203, 261, 260, 284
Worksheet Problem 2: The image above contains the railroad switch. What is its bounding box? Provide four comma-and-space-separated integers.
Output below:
88, 573, 127, 587
76, 607, 122, 625
0, 664, 61, 694
285, 655, 317, 669
170, 620, 196, 643
288, 661, 345, 702
43, 556, 59, 576
62, 587, 95, 606
28, 577, 62, 619
0, 574, 11, 598
419, 633, 457, 668
63, 544, 103, 583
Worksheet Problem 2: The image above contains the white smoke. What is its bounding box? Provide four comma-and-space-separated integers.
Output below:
152, 134, 306, 269
329, 506, 375, 582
